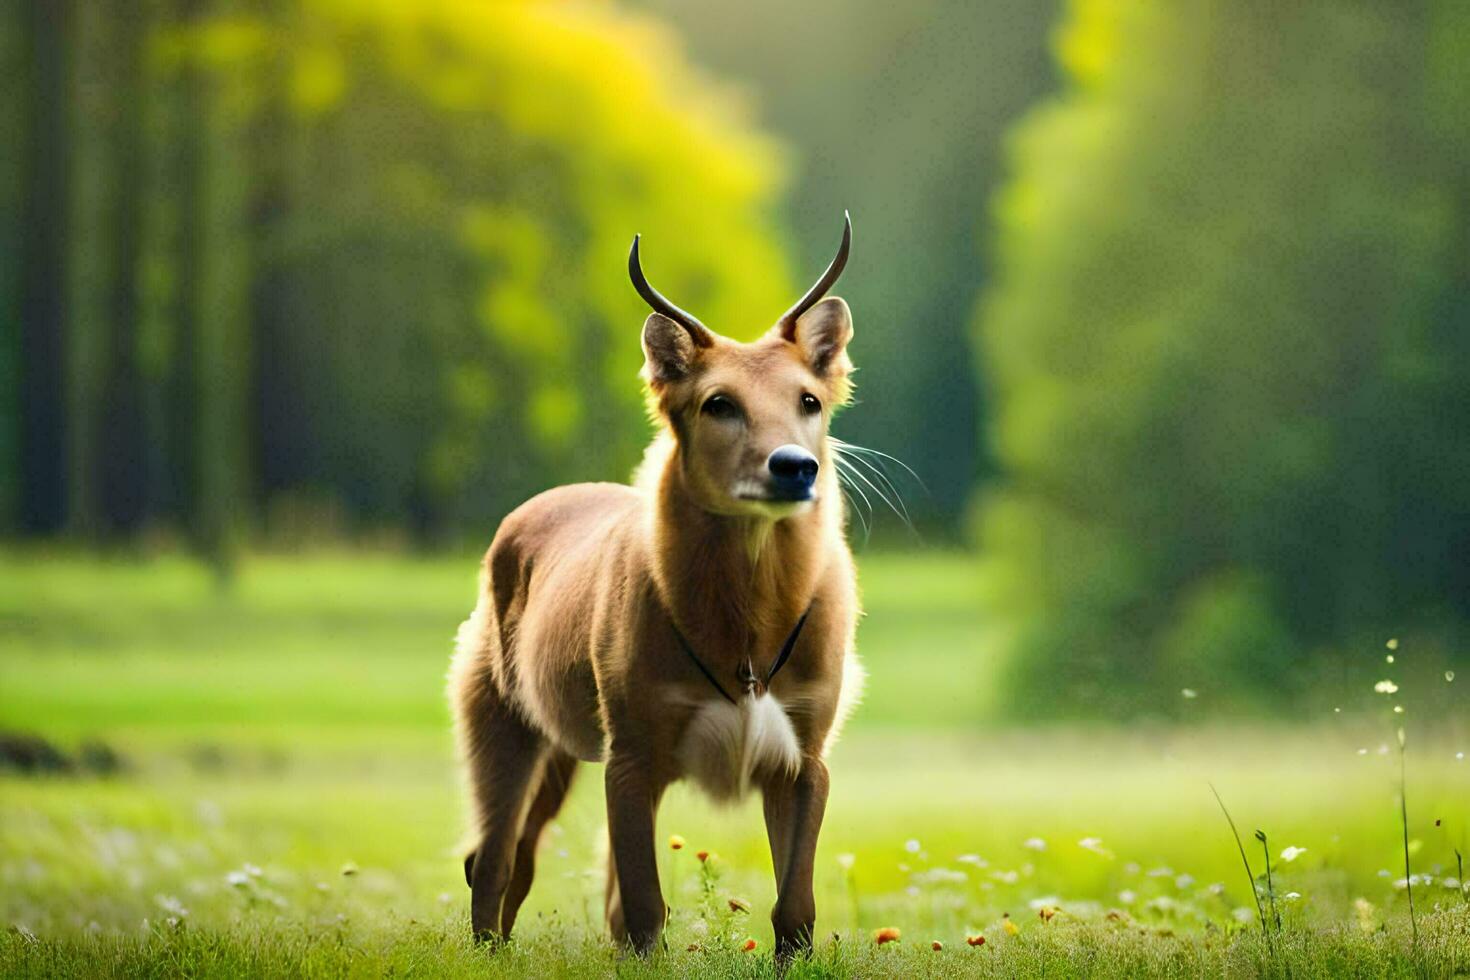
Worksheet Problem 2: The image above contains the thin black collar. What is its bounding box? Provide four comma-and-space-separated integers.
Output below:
670, 604, 813, 705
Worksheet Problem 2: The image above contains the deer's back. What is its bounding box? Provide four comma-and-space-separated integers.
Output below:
480, 482, 648, 761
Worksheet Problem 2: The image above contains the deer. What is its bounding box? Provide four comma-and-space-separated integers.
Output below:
448, 214, 864, 959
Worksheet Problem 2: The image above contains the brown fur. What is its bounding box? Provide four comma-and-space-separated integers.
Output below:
448, 297, 862, 957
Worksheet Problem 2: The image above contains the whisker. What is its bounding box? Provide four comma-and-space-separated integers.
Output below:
830, 438, 928, 493
837, 481, 871, 545
835, 452, 910, 528
834, 458, 875, 539
836, 450, 910, 522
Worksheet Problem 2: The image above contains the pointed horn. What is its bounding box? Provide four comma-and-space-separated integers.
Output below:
628, 235, 714, 348
779, 210, 851, 340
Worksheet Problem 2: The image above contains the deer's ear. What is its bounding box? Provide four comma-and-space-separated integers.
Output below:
641, 312, 698, 384
791, 296, 853, 376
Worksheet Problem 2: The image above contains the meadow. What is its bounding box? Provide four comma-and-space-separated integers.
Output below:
2, 550, 1467, 977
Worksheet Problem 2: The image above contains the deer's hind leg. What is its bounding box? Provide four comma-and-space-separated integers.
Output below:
499, 750, 577, 936
454, 670, 546, 943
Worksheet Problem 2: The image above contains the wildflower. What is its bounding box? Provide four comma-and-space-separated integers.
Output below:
668, 835, 685, 851
1174, 874, 1194, 889
728, 898, 749, 913
1447, 671, 1456, 682
874, 926, 901, 945
931, 940, 943, 950
741, 939, 757, 952
836, 853, 856, 871
1386, 638, 1398, 650
1280, 846, 1307, 862
1283, 891, 1301, 901
1038, 905, 1058, 922
1023, 837, 1046, 852
956, 853, 987, 867
1387, 654, 1395, 664
1002, 917, 1019, 936
904, 839, 921, 854
155, 895, 189, 919
1181, 688, 1198, 699
1374, 680, 1398, 694
966, 934, 986, 947
695, 850, 710, 863
225, 870, 250, 888
1118, 889, 1137, 904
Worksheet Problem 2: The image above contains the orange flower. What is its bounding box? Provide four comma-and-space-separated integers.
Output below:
966, 934, 986, 947
931, 940, 943, 951
695, 850, 710, 862
728, 898, 750, 913
668, 835, 685, 851
742, 939, 758, 952
874, 926, 901, 945
1038, 905, 1058, 922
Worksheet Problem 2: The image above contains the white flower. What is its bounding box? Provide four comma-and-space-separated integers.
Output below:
836, 853, 855, 871
1118, 889, 1137, 904
1283, 891, 1301, 901
1181, 688, 1198, 699
1023, 838, 1047, 852
1374, 680, 1398, 694
904, 839, 921, 854
1078, 837, 1113, 857
1279, 846, 1307, 862
225, 870, 250, 887
1174, 874, 1194, 889
956, 853, 988, 867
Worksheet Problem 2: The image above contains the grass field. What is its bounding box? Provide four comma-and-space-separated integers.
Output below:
2, 549, 1468, 977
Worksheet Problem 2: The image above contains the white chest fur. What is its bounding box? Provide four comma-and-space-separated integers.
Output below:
677, 693, 802, 803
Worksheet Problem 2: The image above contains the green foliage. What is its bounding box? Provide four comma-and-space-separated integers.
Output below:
976, 0, 1470, 714
2, 0, 791, 546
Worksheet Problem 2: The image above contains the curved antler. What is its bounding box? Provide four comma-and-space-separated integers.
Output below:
778, 211, 851, 340
628, 235, 715, 348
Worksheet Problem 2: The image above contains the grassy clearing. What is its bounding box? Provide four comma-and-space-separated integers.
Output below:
2, 550, 1468, 976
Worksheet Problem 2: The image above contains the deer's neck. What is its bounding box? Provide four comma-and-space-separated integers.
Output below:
651, 450, 830, 669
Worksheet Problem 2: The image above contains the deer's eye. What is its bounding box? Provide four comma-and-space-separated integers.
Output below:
701, 395, 741, 420
800, 393, 822, 415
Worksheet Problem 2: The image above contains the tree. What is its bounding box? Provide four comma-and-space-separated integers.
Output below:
976, 0, 1470, 715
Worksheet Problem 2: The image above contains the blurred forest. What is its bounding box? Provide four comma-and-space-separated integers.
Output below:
977, 0, 1470, 713
0, 0, 794, 564
4, 0, 1470, 713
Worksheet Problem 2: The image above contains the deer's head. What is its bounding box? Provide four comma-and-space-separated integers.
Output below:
633, 214, 854, 519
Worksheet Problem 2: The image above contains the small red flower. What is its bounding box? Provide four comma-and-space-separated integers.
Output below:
742, 939, 757, 952
966, 934, 986, 947
874, 926, 901, 945
931, 940, 943, 951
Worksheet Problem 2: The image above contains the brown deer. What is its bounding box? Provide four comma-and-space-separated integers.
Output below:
448, 215, 864, 958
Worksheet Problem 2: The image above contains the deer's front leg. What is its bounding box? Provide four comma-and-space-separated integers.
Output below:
604, 754, 666, 954
763, 756, 830, 960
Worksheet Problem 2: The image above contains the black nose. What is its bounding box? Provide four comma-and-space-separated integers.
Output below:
767, 444, 819, 498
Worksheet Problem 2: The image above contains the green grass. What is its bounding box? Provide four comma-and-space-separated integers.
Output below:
2, 549, 1468, 976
